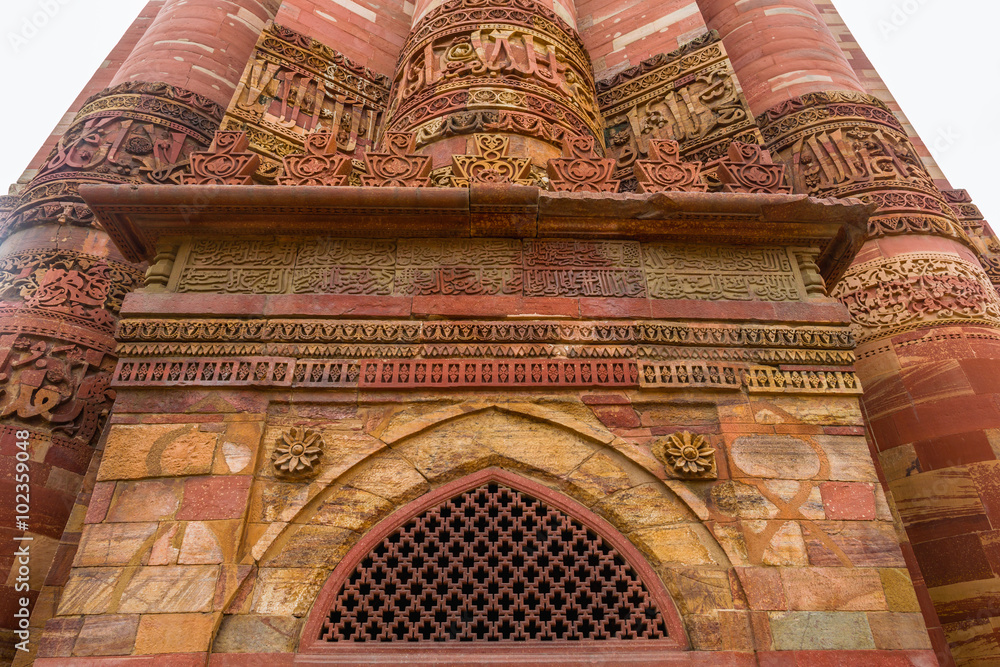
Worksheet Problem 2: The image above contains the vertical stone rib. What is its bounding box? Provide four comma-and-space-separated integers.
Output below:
697, 0, 1000, 664
0, 2, 275, 663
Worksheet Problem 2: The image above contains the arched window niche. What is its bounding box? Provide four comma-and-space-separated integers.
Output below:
297, 468, 689, 664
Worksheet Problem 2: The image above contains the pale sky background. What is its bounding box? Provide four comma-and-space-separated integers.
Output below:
0, 0, 996, 225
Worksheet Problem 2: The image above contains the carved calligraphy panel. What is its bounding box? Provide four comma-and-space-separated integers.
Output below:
0, 333, 116, 444
597, 32, 762, 193
167, 237, 821, 303
395, 239, 522, 296
221, 22, 390, 181
523, 241, 645, 298
386, 0, 602, 157
644, 245, 801, 301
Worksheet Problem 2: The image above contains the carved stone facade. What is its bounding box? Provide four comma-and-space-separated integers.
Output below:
3, 1, 990, 666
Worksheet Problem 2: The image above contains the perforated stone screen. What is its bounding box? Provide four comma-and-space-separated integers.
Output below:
318, 482, 673, 642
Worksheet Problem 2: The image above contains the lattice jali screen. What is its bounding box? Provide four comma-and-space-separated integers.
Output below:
317, 482, 673, 643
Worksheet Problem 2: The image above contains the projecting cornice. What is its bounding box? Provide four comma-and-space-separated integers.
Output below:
80, 184, 874, 286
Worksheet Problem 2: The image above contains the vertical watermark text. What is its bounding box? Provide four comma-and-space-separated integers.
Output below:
12, 428, 32, 653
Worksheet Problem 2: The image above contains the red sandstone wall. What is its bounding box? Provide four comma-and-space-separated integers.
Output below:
274, 0, 411, 77
577, 0, 708, 80
812, 0, 948, 188
16, 1, 166, 187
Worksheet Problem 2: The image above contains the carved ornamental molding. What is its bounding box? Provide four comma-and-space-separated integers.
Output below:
597, 31, 763, 193
832, 252, 1000, 343
756, 90, 971, 248
6, 82, 224, 236
384, 0, 602, 155
221, 21, 390, 182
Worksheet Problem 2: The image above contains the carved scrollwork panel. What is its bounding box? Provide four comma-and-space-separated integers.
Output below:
832, 253, 1000, 342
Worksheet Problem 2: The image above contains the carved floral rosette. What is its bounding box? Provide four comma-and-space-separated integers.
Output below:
756, 90, 970, 247
383, 0, 602, 161
8, 82, 224, 235
597, 31, 763, 193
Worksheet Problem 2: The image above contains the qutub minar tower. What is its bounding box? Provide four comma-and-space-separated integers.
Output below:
1, 0, 998, 664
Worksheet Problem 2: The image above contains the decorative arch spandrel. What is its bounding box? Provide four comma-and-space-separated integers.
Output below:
296, 468, 690, 664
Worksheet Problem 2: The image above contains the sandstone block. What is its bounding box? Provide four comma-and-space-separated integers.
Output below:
135, 612, 219, 654
264, 524, 357, 568
591, 483, 692, 531
729, 435, 820, 480
36, 615, 83, 658
768, 611, 875, 650
58, 567, 124, 615
212, 614, 303, 653
105, 479, 182, 523
736, 567, 786, 611
177, 475, 252, 521
880, 568, 921, 613
99, 424, 219, 481
72, 614, 139, 656
867, 611, 932, 650
308, 485, 392, 532
820, 482, 876, 520
75, 522, 158, 567
781, 568, 887, 611
119, 565, 220, 613
251, 567, 328, 616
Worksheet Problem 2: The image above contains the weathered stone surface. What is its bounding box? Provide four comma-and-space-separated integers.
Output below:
105, 479, 183, 523
341, 452, 429, 505
178, 521, 225, 565
72, 614, 138, 657
660, 567, 733, 616
212, 614, 303, 653
880, 568, 921, 613
58, 567, 124, 615
711, 480, 780, 519
36, 616, 83, 658
817, 435, 879, 482
564, 451, 645, 505
308, 485, 393, 532
134, 613, 218, 654
251, 567, 328, 616
99, 424, 219, 481
768, 611, 876, 650
867, 611, 933, 650
729, 435, 821, 479
591, 483, 693, 531
75, 522, 158, 567
629, 524, 720, 567
263, 525, 357, 568
119, 565, 220, 613
781, 568, 887, 611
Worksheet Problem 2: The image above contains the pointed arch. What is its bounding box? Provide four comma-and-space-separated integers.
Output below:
297, 468, 689, 662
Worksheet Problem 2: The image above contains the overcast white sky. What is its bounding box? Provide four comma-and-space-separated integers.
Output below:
0, 0, 996, 225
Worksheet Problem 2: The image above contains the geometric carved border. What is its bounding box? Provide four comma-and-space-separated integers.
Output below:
113, 356, 860, 394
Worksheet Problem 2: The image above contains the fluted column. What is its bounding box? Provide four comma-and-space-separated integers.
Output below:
384, 0, 600, 176
0, 1, 275, 662
698, 1, 1000, 665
